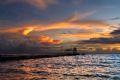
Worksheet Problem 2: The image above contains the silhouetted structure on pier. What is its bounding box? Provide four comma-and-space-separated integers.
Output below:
73, 47, 77, 54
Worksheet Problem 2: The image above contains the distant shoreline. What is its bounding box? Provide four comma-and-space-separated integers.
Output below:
1, 53, 120, 62
0, 53, 80, 62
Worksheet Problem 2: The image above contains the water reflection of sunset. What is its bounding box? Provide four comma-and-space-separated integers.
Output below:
1, 55, 119, 80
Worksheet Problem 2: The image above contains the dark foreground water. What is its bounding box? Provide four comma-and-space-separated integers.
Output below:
0, 54, 120, 80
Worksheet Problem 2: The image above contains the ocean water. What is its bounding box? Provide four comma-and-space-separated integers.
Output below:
0, 54, 120, 80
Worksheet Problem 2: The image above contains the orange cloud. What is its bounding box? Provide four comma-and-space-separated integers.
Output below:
19, 27, 34, 36
0, 21, 112, 33
32, 21, 113, 33
39, 35, 62, 45
0, 18, 115, 43
0, 21, 114, 43
57, 32, 112, 42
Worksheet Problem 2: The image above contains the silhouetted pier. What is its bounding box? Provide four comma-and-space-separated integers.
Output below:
0, 52, 80, 62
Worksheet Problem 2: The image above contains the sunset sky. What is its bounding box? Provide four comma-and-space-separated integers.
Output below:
0, 0, 120, 53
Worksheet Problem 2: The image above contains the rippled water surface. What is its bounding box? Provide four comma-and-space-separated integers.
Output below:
0, 54, 120, 80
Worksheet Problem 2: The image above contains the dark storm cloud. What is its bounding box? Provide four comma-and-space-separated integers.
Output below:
111, 29, 120, 35
0, 32, 61, 53
81, 37, 120, 44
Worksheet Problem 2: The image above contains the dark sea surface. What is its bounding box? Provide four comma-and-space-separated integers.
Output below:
0, 54, 120, 80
